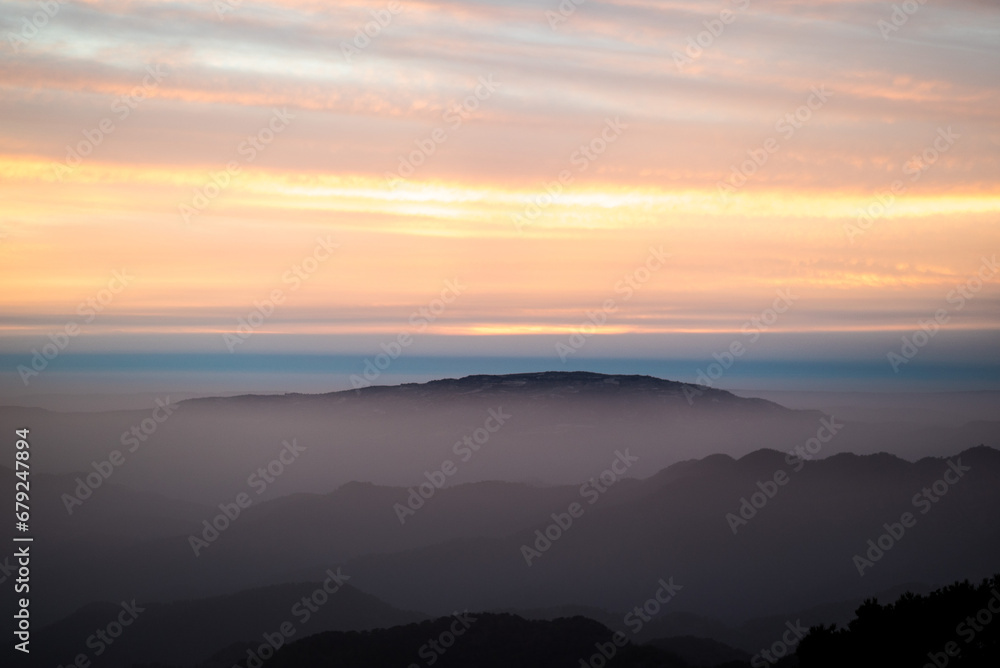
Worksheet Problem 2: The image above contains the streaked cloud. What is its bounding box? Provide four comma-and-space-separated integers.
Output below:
1, 0, 998, 379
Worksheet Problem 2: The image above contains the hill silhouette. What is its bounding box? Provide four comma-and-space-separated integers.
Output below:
255, 613, 690, 668
33, 582, 425, 668
798, 574, 1000, 667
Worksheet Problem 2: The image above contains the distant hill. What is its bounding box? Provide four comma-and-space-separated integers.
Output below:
500, 581, 938, 654
254, 613, 691, 668
32, 582, 425, 668
334, 446, 1000, 618
16, 444, 1000, 633
184, 371, 774, 406
5, 373, 998, 666
0, 371, 848, 505
646, 635, 751, 666
4, 373, 996, 509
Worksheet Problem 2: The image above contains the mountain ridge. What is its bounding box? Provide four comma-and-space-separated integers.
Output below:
174, 371, 795, 412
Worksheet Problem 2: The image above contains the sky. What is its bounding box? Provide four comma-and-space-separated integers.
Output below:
1, 0, 999, 401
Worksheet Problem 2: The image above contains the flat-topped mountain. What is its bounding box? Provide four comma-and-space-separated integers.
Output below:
181, 371, 785, 409
2, 372, 826, 504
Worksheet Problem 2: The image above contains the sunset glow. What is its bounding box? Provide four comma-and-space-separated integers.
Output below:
2, 0, 998, 394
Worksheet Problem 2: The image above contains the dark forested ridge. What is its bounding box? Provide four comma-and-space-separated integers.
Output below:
211, 575, 1000, 668
239, 613, 691, 668
797, 575, 1000, 668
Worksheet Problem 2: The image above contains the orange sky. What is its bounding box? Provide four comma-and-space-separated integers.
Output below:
1, 0, 998, 380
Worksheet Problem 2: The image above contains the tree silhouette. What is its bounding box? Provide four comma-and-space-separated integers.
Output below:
797, 574, 1000, 667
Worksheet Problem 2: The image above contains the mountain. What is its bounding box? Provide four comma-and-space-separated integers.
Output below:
185, 371, 769, 403
334, 446, 1000, 620
4, 373, 998, 509
5, 373, 997, 510
250, 613, 690, 668
646, 636, 751, 667
18, 476, 635, 624
501, 581, 938, 655
5, 372, 997, 665
16, 443, 1000, 634
32, 582, 425, 668
1, 372, 834, 506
